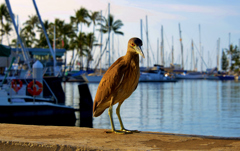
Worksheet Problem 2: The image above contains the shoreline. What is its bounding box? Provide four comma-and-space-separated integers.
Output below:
0, 123, 239, 151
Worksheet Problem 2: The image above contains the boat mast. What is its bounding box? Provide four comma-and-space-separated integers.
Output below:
161, 25, 164, 66
32, 0, 56, 74
229, 32, 231, 68
217, 38, 220, 71
5, 0, 31, 69
146, 16, 149, 68
229, 33, 231, 46
157, 38, 159, 64
112, 33, 114, 63
199, 24, 202, 72
16, 15, 19, 53
140, 19, 143, 66
140, 19, 143, 42
172, 36, 174, 65
118, 35, 119, 58
100, 10, 102, 74
239, 39, 240, 51
54, 25, 56, 59
108, 3, 111, 68
179, 23, 184, 69
191, 39, 195, 71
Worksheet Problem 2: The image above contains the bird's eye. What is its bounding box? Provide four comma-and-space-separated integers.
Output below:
131, 43, 135, 46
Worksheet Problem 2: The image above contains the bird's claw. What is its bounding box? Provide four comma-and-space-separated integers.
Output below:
120, 129, 141, 133
105, 130, 127, 134
105, 129, 137, 134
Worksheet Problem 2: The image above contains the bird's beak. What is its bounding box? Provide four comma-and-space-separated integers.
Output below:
135, 45, 145, 58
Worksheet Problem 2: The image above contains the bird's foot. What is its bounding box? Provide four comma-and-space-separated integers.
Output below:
120, 128, 140, 133
105, 130, 129, 134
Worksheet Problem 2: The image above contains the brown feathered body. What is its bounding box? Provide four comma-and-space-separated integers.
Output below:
93, 50, 140, 117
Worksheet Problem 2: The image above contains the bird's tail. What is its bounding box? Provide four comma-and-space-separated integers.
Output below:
93, 100, 106, 117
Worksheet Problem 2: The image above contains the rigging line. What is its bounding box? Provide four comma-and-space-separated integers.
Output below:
185, 49, 189, 70
141, 23, 148, 52
142, 23, 155, 64
164, 33, 171, 52
103, 7, 108, 18
117, 35, 124, 57
91, 29, 101, 59
90, 37, 101, 69
181, 27, 197, 51
92, 7, 108, 68
148, 39, 156, 64
193, 41, 208, 68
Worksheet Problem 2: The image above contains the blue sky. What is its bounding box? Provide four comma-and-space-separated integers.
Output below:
1, 0, 240, 71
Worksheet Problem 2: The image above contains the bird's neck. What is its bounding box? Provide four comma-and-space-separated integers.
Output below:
125, 51, 139, 64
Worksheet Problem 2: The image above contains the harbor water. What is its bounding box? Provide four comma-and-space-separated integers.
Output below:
62, 80, 240, 137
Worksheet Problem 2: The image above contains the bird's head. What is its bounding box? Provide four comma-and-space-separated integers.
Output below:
128, 37, 145, 58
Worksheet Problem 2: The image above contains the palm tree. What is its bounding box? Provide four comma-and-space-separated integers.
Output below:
1, 22, 12, 45
24, 15, 39, 28
70, 7, 90, 33
21, 15, 39, 47
221, 50, 229, 71
227, 44, 239, 71
227, 44, 238, 70
60, 23, 76, 50
94, 14, 124, 68
0, 3, 11, 44
70, 7, 90, 69
36, 20, 52, 48
52, 18, 76, 49
85, 32, 97, 71
89, 11, 102, 35
20, 25, 35, 47
98, 14, 124, 35
52, 18, 76, 70
70, 32, 87, 70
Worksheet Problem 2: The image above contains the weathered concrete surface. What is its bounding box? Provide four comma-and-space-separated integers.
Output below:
0, 124, 239, 151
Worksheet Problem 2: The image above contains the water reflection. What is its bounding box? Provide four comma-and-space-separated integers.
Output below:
63, 80, 240, 137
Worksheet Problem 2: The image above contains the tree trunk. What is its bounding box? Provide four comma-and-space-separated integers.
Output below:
7, 34, 9, 45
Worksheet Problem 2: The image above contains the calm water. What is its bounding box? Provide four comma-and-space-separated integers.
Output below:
62, 80, 240, 137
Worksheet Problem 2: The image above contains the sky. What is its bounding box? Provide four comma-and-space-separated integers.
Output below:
1, 0, 240, 71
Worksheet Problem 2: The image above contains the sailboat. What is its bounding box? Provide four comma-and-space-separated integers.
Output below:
176, 39, 204, 79
0, 0, 76, 125
139, 24, 177, 82
139, 65, 177, 82
205, 38, 220, 80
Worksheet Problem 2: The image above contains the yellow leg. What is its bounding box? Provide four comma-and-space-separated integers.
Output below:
105, 98, 125, 134
116, 102, 140, 133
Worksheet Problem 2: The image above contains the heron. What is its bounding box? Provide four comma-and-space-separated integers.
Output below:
93, 37, 145, 134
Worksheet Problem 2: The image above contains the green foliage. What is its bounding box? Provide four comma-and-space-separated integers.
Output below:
221, 50, 228, 71
1, 3, 124, 70
226, 44, 240, 73
98, 14, 124, 35
0, 3, 11, 44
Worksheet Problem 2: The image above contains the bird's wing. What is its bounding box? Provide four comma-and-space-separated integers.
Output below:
93, 57, 127, 110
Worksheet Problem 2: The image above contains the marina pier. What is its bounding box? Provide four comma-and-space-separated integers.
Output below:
0, 124, 239, 151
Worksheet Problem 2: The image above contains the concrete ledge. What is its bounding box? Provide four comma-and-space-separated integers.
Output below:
0, 124, 240, 151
